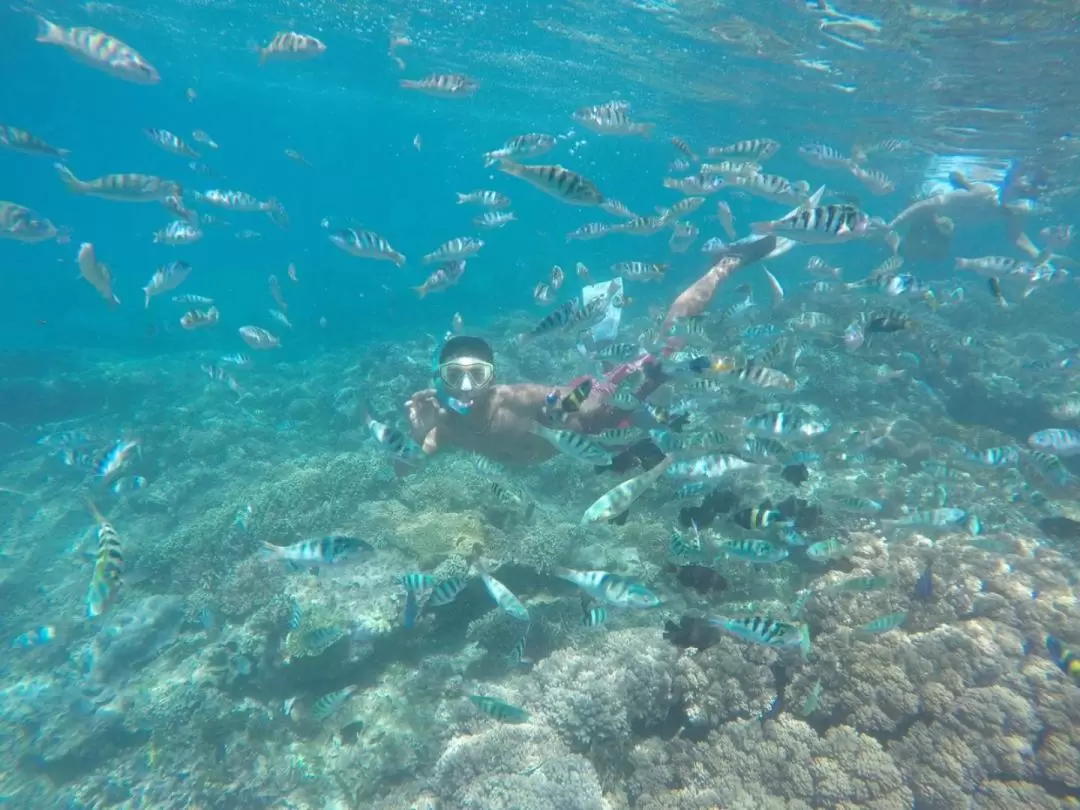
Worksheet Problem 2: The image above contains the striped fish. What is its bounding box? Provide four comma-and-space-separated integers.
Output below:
572, 103, 653, 137
0, 201, 68, 244
482, 133, 556, 166
554, 568, 661, 609
329, 228, 406, 266
456, 190, 510, 208
258, 32, 326, 64
706, 138, 780, 161
310, 688, 353, 722
400, 73, 478, 97
0, 125, 69, 158
85, 501, 124, 618
478, 568, 529, 622
731, 173, 809, 205
709, 615, 810, 655
145, 128, 200, 158
530, 423, 613, 466
422, 236, 484, 264
497, 161, 604, 206
36, 16, 159, 84
752, 203, 872, 244
57, 164, 180, 202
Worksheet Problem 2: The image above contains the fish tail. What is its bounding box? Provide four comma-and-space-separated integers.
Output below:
57, 148, 72, 159
54, 162, 84, 192
798, 625, 812, 659
143, 287, 151, 308
35, 15, 61, 43
455, 193, 468, 204
85, 498, 107, 525
1047, 634, 1063, 661
413, 285, 427, 299
750, 220, 773, 235
259, 541, 283, 561
639, 122, 655, 139
523, 501, 536, 521
399, 79, 417, 89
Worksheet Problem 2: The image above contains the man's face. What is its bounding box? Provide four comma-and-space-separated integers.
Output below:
439, 357, 495, 404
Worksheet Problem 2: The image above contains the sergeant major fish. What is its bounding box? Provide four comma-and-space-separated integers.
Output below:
153, 220, 203, 246
238, 325, 280, 349
145, 128, 200, 158
422, 236, 484, 264
0, 125, 70, 158
329, 228, 406, 266
35, 16, 159, 84
482, 133, 556, 167
478, 567, 530, 622
261, 534, 374, 568
497, 161, 604, 206
400, 73, 478, 97
257, 32, 326, 64
57, 164, 180, 202
363, 403, 426, 466
0, 201, 69, 244
142, 261, 191, 307
85, 501, 124, 617
554, 568, 661, 609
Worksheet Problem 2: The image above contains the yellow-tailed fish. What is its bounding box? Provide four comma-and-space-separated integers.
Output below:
581, 456, 673, 524
85, 500, 124, 618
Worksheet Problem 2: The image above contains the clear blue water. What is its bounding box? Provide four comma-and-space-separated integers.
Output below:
3, 2, 1080, 808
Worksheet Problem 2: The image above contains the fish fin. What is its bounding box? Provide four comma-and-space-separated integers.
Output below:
610, 509, 630, 526
54, 162, 83, 191
804, 185, 826, 209
35, 15, 60, 43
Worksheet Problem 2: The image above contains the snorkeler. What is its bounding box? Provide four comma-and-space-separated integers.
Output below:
403, 335, 664, 470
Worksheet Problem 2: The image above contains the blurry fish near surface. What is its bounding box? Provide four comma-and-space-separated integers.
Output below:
256, 31, 326, 64
35, 16, 159, 83
238, 325, 280, 349
400, 73, 478, 97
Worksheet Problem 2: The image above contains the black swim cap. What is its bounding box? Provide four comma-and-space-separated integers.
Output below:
439, 335, 494, 365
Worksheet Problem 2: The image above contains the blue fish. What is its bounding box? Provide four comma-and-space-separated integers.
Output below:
403, 589, 421, 629
914, 561, 934, 601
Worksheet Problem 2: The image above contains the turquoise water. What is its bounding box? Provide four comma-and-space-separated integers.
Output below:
3, 2, 1080, 809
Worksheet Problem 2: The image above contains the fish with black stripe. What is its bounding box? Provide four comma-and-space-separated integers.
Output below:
85, 500, 124, 618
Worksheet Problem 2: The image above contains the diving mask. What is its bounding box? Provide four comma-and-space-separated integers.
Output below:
438, 357, 495, 393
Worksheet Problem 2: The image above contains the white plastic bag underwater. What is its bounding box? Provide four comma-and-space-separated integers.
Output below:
581, 277, 624, 342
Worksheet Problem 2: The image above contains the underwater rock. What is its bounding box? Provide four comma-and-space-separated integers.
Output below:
87, 594, 185, 682
1037, 516, 1080, 542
